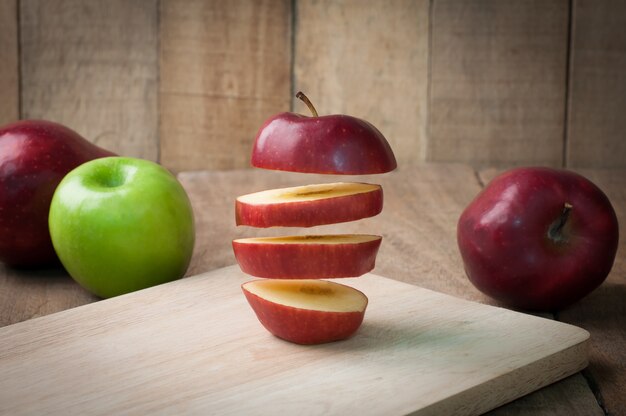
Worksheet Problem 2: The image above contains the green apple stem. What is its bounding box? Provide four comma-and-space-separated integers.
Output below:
296, 91, 319, 117
548, 202, 573, 243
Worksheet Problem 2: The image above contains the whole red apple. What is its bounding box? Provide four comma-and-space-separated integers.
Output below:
251, 92, 397, 175
457, 167, 619, 311
0, 120, 114, 267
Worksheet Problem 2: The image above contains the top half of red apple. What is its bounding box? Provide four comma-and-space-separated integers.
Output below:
250, 92, 397, 175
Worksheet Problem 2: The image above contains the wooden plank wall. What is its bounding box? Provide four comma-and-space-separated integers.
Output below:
0, 0, 624, 171
0, 0, 18, 126
567, 0, 626, 168
159, 0, 292, 172
20, 0, 158, 160
429, 0, 569, 167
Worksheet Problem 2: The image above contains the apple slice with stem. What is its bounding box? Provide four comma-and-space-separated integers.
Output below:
251, 92, 397, 174
242, 279, 368, 345
235, 182, 383, 227
233, 234, 382, 279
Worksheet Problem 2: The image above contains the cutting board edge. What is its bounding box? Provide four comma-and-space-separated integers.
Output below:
415, 338, 590, 416
0, 265, 241, 335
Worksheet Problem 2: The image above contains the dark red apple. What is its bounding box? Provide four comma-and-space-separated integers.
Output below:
0, 120, 115, 267
457, 167, 619, 311
251, 92, 397, 175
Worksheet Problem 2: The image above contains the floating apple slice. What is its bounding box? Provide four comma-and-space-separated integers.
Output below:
235, 182, 383, 228
233, 234, 382, 279
242, 279, 368, 345
251, 92, 397, 174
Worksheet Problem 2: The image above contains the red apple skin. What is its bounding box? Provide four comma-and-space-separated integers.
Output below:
232, 236, 382, 279
251, 112, 397, 175
457, 167, 619, 311
0, 120, 115, 267
235, 186, 383, 228
242, 286, 367, 345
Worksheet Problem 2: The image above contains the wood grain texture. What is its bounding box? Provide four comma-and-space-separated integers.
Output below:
486, 373, 603, 416
0, 265, 96, 327
0, 0, 19, 125
294, 0, 429, 166
20, 0, 158, 159
429, 0, 569, 167
0, 265, 589, 415
159, 0, 291, 172
479, 167, 626, 416
566, 0, 626, 168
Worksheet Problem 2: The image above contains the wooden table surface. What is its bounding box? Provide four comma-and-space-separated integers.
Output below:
1, 163, 623, 415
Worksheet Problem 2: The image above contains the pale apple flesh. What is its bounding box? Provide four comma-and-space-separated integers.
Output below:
242, 279, 368, 345
235, 182, 383, 228
233, 234, 382, 279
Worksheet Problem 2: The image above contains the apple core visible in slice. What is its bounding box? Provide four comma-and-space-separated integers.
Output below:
242, 279, 368, 345
233, 235, 382, 279
235, 182, 383, 227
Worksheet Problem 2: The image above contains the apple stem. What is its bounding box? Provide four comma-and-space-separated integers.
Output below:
296, 91, 319, 117
548, 202, 573, 242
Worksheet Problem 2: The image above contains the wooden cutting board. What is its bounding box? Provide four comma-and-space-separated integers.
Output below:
0, 265, 588, 416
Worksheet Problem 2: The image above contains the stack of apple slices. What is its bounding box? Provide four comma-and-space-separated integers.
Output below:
233, 92, 397, 345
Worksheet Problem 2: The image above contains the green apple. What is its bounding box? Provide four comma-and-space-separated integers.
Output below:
49, 157, 195, 298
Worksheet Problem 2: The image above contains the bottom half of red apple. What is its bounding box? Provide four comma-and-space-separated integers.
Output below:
242, 279, 368, 345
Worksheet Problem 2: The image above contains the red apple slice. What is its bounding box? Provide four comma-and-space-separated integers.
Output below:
233, 234, 382, 279
235, 182, 383, 227
242, 279, 368, 345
